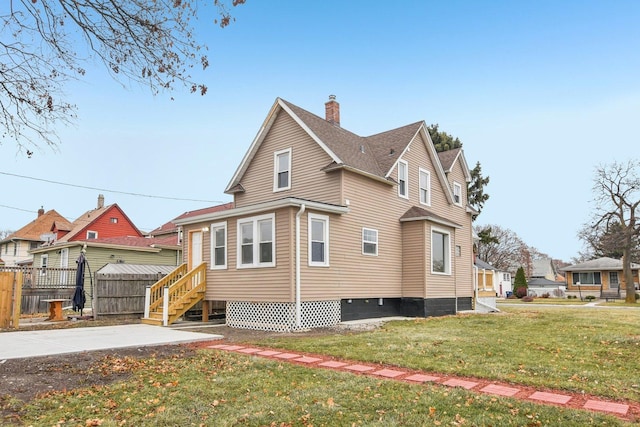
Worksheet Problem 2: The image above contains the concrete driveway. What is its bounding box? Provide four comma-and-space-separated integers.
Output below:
0, 324, 222, 360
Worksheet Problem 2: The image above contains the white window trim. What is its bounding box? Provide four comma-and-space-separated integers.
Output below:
419, 167, 431, 206
210, 221, 227, 270
308, 213, 329, 267
86, 230, 98, 239
398, 159, 408, 199
273, 148, 292, 192
362, 227, 379, 256
431, 226, 451, 275
237, 213, 276, 268
453, 181, 463, 206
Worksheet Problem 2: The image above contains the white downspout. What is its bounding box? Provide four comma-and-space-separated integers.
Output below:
295, 204, 306, 329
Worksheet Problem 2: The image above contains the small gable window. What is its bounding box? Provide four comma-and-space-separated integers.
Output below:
274, 148, 292, 191
453, 182, 463, 206
398, 160, 408, 198
86, 231, 98, 239
110, 217, 118, 223
419, 168, 431, 206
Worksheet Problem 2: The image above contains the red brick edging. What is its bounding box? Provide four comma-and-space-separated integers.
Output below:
206, 343, 639, 422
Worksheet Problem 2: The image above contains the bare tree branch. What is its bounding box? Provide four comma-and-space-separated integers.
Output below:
1, 0, 244, 153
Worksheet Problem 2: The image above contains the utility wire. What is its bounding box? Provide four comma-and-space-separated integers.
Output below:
0, 204, 36, 213
0, 171, 222, 203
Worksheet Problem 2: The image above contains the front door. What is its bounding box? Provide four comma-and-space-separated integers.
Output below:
60, 248, 69, 285
189, 230, 203, 270
609, 272, 619, 291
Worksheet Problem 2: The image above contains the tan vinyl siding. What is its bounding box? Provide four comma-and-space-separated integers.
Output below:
191, 120, 474, 305
401, 220, 426, 297
304, 171, 404, 299
425, 225, 457, 298
235, 112, 342, 207
183, 208, 294, 302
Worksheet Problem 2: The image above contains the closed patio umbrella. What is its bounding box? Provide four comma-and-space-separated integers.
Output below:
73, 250, 86, 315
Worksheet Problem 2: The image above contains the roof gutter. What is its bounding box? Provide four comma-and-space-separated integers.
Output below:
174, 197, 349, 226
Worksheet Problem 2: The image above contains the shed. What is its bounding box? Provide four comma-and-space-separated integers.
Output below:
94, 264, 177, 318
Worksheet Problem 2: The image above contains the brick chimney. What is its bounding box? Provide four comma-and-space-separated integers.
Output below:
325, 95, 340, 126
37, 206, 44, 217
97, 194, 105, 209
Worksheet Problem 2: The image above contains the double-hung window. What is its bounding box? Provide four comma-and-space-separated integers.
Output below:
86, 230, 98, 239
398, 160, 408, 198
431, 227, 451, 274
419, 168, 431, 206
210, 222, 227, 269
237, 214, 275, 268
274, 148, 291, 191
453, 182, 462, 206
309, 213, 329, 266
362, 228, 378, 256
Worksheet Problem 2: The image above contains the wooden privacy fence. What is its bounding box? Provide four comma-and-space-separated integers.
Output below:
0, 266, 78, 315
95, 272, 168, 317
0, 271, 22, 328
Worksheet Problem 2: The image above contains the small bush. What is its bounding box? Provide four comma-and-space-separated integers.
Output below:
541, 293, 550, 298
515, 287, 528, 298
585, 295, 596, 301
506, 294, 517, 299
567, 295, 577, 299
521, 295, 534, 302
635, 293, 639, 301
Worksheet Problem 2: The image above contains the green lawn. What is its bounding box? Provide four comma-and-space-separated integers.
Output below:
252, 307, 640, 401
497, 298, 590, 305
21, 351, 630, 426
17, 307, 640, 426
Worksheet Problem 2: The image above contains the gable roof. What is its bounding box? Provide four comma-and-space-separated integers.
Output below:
532, 258, 556, 277
225, 98, 455, 204
475, 258, 496, 270
0, 209, 72, 244
56, 203, 143, 243
559, 257, 640, 272
437, 148, 472, 183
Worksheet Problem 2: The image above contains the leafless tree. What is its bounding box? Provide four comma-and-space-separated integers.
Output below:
474, 224, 530, 273
586, 160, 640, 303
0, 229, 14, 240
1, 0, 244, 153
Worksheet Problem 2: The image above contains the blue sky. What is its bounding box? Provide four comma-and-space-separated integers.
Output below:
1, 0, 639, 262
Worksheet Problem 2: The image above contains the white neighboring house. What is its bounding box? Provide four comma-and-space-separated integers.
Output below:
475, 258, 513, 297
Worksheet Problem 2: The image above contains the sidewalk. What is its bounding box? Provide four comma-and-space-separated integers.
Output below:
208, 343, 637, 421
0, 324, 221, 360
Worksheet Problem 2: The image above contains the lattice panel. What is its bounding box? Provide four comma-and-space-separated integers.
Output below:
226, 300, 341, 332
300, 300, 341, 330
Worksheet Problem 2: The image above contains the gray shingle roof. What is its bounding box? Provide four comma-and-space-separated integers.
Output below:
559, 257, 640, 271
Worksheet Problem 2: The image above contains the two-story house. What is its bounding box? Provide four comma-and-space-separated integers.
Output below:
170, 97, 475, 332
0, 208, 72, 267
30, 195, 180, 290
